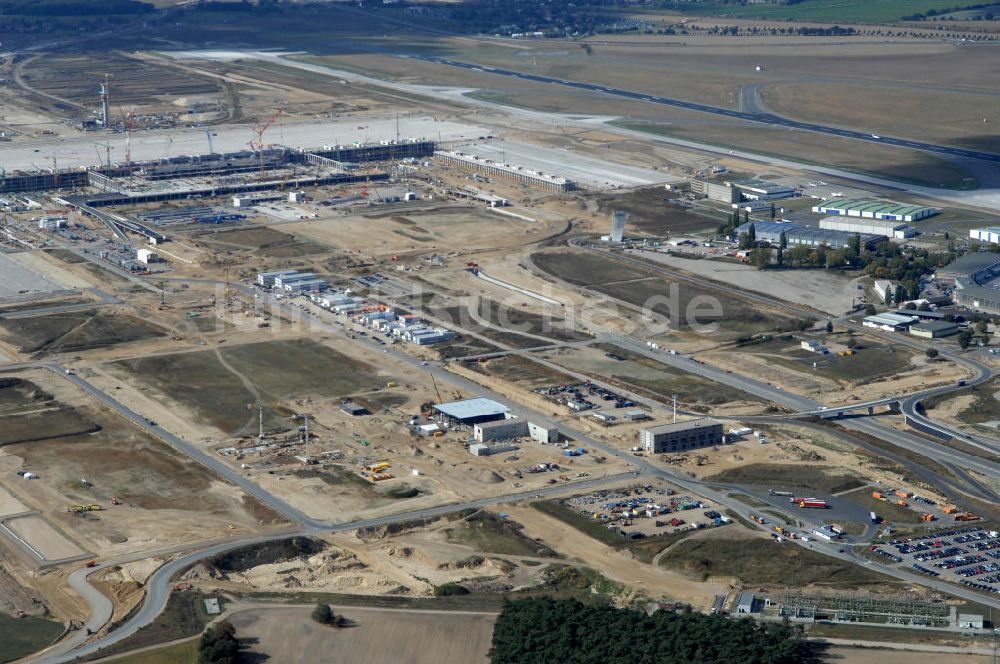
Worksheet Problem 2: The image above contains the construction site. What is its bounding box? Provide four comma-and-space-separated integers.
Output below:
1, 11, 1000, 663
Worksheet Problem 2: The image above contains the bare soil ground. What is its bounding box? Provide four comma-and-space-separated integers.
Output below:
0, 371, 285, 561
4, 515, 86, 561
228, 605, 495, 664
0, 309, 166, 357
106, 338, 388, 435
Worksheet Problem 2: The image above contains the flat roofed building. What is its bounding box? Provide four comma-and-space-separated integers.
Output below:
958, 614, 984, 629
812, 199, 936, 222
435, 151, 576, 192
862, 312, 918, 332
734, 221, 884, 250
954, 277, 1000, 314
639, 418, 723, 454
433, 398, 510, 426
474, 418, 528, 442
731, 178, 796, 201
736, 592, 758, 614
970, 227, 1000, 245
937, 252, 1000, 285
818, 216, 916, 238
909, 320, 960, 338
257, 269, 299, 287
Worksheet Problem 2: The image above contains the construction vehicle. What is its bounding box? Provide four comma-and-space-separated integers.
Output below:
894, 489, 913, 498
750, 515, 766, 525
85, 560, 97, 568
110, 497, 122, 505
872, 491, 883, 500
943, 505, 959, 514
772, 525, 785, 535
67, 504, 102, 514
895, 500, 908, 507
920, 513, 935, 522
955, 512, 980, 521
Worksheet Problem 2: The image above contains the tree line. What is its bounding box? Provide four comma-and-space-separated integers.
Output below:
489, 597, 819, 664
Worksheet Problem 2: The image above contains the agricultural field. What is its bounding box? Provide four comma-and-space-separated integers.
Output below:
0, 309, 165, 357
532, 249, 804, 338
228, 605, 495, 664
106, 338, 388, 436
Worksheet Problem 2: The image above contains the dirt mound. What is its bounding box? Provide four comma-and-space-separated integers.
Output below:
476, 470, 505, 484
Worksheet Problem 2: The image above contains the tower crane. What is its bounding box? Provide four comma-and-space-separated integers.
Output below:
251, 110, 281, 177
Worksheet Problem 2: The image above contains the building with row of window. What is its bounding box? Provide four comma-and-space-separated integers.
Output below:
638, 418, 724, 454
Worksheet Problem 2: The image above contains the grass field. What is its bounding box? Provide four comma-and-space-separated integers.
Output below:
660, 537, 897, 589
94, 592, 216, 661
749, 340, 915, 384
660, 0, 985, 22
110, 339, 385, 434
101, 640, 198, 664
191, 226, 326, 258
445, 511, 560, 558
468, 354, 577, 389
533, 249, 803, 338
922, 378, 1000, 427
707, 464, 865, 494
0, 612, 64, 663
556, 343, 765, 409
0, 310, 165, 356
614, 120, 980, 190
760, 83, 1000, 154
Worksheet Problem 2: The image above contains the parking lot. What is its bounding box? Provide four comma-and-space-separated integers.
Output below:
871, 527, 1000, 594
561, 484, 730, 537
534, 380, 638, 413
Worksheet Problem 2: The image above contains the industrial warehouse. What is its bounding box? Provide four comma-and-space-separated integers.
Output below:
811, 199, 937, 222
818, 217, 917, 239
434, 150, 577, 192
734, 220, 885, 249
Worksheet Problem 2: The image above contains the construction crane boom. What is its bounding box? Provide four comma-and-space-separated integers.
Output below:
252, 110, 282, 177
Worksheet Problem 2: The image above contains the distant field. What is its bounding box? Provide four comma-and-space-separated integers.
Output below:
660, 0, 984, 22
760, 83, 1000, 154
614, 120, 980, 190
532, 249, 804, 338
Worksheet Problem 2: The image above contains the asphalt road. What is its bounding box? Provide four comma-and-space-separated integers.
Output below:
14, 278, 1000, 661
28, 471, 636, 664
410, 55, 1000, 165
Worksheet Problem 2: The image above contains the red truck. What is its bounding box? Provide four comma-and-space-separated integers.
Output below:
797, 499, 828, 509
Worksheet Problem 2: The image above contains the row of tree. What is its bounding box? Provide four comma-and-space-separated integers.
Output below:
489, 597, 818, 664
199, 621, 240, 664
